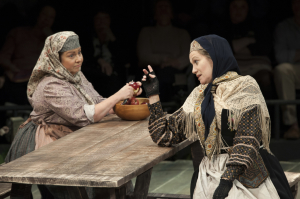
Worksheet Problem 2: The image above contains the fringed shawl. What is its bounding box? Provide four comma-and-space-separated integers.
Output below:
183, 35, 271, 160
182, 72, 271, 159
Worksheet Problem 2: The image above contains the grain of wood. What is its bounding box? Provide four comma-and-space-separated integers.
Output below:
0, 115, 193, 188
0, 183, 11, 196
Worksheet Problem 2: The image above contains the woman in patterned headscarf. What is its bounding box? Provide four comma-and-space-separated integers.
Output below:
142, 35, 293, 199
5, 31, 141, 198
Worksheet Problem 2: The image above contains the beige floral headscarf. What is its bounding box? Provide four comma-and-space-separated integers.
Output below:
27, 31, 94, 105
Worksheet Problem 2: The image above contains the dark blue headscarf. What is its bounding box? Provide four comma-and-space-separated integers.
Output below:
194, 35, 241, 139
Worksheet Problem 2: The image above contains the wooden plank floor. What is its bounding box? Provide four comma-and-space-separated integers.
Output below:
5, 160, 300, 199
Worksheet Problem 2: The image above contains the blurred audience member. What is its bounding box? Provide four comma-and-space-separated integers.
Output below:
137, 0, 191, 102
214, 0, 274, 99
175, 0, 210, 39
0, 3, 22, 91
274, 0, 300, 139
84, 10, 128, 97
0, 3, 23, 48
0, 5, 56, 128
0, 5, 56, 104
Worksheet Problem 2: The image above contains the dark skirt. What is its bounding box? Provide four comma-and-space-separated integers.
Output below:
5, 121, 36, 163
260, 148, 294, 199
190, 148, 294, 199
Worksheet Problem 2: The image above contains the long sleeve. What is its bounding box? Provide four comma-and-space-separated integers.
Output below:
274, 21, 296, 64
43, 80, 93, 127
148, 101, 186, 146
222, 106, 261, 181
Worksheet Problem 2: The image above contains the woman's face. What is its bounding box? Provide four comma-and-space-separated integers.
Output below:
229, 0, 248, 24
60, 47, 83, 75
190, 50, 213, 84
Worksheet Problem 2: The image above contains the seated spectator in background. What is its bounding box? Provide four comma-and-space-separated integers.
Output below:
214, 0, 274, 99
175, 0, 210, 39
84, 10, 128, 97
0, 5, 56, 130
274, 0, 300, 139
137, 0, 190, 102
0, 3, 23, 48
0, 5, 56, 105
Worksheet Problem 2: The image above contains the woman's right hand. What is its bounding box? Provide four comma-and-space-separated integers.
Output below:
117, 84, 134, 100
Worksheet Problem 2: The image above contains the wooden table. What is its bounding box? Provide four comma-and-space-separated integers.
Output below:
0, 115, 193, 199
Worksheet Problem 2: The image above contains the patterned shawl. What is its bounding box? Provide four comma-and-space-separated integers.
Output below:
27, 31, 95, 105
182, 35, 271, 159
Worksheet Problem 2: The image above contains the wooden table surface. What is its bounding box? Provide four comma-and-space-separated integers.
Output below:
0, 115, 192, 188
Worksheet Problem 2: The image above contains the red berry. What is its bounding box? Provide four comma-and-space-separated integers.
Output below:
129, 81, 140, 95
130, 97, 139, 105
124, 98, 131, 105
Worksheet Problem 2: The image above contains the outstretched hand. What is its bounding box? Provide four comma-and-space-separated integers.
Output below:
141, 65, 160, 97
142, 65, 156, 80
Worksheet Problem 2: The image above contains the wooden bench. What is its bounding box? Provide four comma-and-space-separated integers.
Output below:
0, 183, 11, 199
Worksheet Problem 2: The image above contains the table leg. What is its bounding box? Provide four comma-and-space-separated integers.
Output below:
109, 186, 127, 199
133, 168, 153, 199
110, 189, 117, 199
66, 187, 89, 199
10, 183, 32, 199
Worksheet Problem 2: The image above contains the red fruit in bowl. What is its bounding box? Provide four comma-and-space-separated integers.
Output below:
124, 98, 131, 105
129, 81, 140, 95
130, 97, 139, 105
141, 102, 148, 105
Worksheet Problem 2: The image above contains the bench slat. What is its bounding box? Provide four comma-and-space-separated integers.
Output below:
0, 183, 11, 199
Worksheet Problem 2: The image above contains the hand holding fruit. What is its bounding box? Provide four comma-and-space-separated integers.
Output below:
124, 81, 143, 104
129, 81, 141, 96
117, 84, 134, 101
119, 81, 143, 102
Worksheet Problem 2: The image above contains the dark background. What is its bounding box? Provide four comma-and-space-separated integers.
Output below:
0, 0, 294, 71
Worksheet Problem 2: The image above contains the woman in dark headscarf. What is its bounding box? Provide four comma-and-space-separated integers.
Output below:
142, 35, 293, 199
